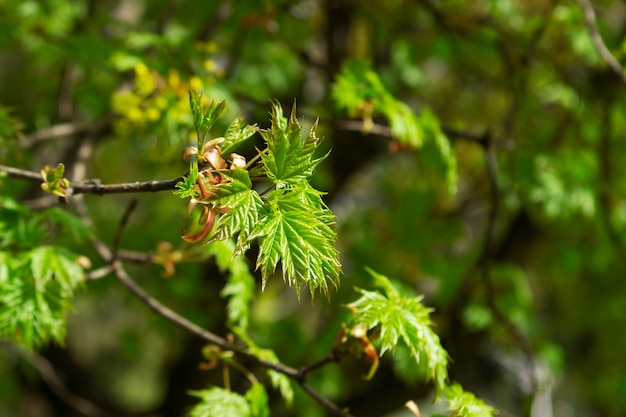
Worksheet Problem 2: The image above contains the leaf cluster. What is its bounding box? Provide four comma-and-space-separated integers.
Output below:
347, 267, 449, 391
332, 60, 457, 194
345, 269, 496, 417
40, 163, 70, 198
176, 93, 341, 298
0, 197, 88, 349
188, 384, 269, 417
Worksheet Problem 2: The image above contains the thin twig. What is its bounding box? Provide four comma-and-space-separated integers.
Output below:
479, 136, 537, 385
300, 380, 355, 417
297, 353, 340, 377
20, 118, 111, 148
336, 119, 517, 148
577, 0, 626, 85
111, 261, 355, 417
113, 261, 231, 347
112, 199, 139, 260
1, 342, 117, 417
84, 264, 116, 281
0, 164, 182, 196
0, 164, 42, 181
71, 178, 182, 195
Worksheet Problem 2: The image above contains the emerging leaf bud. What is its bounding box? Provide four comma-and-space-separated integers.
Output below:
205, 147, 227, 170
182, 146, 198, 162
201, 137, 225, 153
229, 153, 246, 169
182, 208, 216, 243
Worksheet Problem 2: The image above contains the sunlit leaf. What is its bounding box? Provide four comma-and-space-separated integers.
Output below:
209, 240, 256, 331
188, 387, 251, 417
259, 102, 326, 187
347, 268, 448, 391
189, 89, 226, 146
222, 115, 258, 155
29, 246, 84, 293
444, 383, 497, 417
245, 383, 270, 417
249, 187, 340, 297
209, 168, 266, 254
0, 252, 78, 348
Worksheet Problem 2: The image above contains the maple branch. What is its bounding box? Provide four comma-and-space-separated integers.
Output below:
0, 164, 182, 195
336, 119, 516, 148
111, 261, 354, 417
20, 117, 112, 147
577, 0, 626, 85
111, 199, 138, 260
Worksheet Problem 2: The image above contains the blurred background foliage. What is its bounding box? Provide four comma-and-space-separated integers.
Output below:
1, 0, 626, 416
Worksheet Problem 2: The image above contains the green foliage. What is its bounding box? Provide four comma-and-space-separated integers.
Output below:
245, 383, 270, 417
177, 93, 340, 298
259, 102, 326, 187
443, 383, 497, 417
209, 168, 265, 255
347, 268, 448, 391
40, 163, 70, 198
529, 152, 596, 219
332, 60, 457, 194
189, 386, 261, 417
4, 0, 626, 415
0, 198, 86, 348
0, 246, 84, 348
189, 89, 226, 148
208, 239, 255, 331
250, 187, 340, 296
174, 163, 200, 199
222, 115, 258, 155
234, 328, 294, 407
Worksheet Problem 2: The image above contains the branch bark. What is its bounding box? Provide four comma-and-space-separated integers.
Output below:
0, 164, 182, 196
112, 261, 355, 417
578, 0, 626, 85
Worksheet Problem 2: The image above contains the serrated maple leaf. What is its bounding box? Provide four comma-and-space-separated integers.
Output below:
259, 102, 327, 187
208, 168, 266, 254
249, 188, 340, 298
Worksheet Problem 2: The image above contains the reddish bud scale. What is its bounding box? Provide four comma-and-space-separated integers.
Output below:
182, 208, 216, 243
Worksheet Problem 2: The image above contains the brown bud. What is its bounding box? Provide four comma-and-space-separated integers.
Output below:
181, 146, 198, 162
205, 147, 227, 170
201, 137, 225, 153
229, 153, 247, 169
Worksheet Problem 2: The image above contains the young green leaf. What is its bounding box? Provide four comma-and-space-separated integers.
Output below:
189, 89, 226, 146
188, 387, 251, 417
347, 268, 448, 391
209, 239, 256, 331
0, 252, 76, 348
174, 162, 200, 199
444, 383, 497, 417
245, 383, 270, 417
259, 102, 326, 187
209, 168, 266, 254
222, 115, 258, 155
29, 246, 85, 293
249, 188, 340, 297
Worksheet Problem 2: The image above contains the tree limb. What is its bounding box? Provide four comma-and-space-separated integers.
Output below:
20, 118, 112, 148
577, 0, 626, 85
0, 164, 182, 196
112, 261, 355, 417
